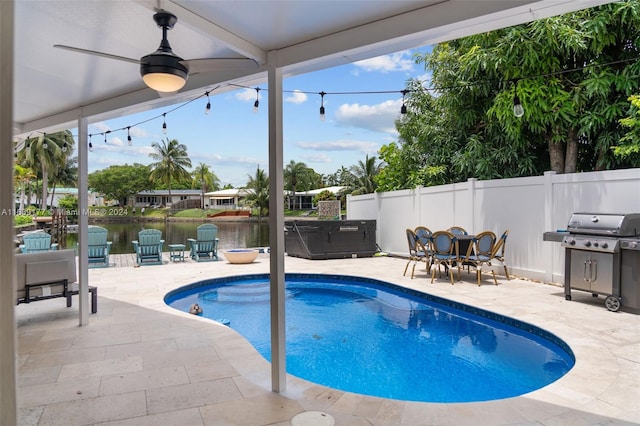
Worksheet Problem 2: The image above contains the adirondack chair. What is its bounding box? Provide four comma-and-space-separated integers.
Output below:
87, 226, 112, 267
19, 232, 58, 253
188, 224, 219, 261
132, 229, 164, 265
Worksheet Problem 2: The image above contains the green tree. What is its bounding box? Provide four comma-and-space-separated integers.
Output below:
88, 164, 153, 205
19, 131, 73, 209
13, 165, 36, 212
148, 138, 192, 202
244, 166, 269, 220
191, 162, 221, 208
383, 1, 640, 190
49, 156, 78, 208
614, 94, 640, 159
350, 155, 382, 195
284, 160, 316, 209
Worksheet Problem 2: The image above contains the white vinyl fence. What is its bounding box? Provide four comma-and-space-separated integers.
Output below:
347, 168, 640, 283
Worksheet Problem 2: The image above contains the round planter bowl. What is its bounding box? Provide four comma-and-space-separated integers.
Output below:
224, 249, 259, 264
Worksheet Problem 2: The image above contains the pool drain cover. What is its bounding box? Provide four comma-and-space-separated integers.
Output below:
291, 411, 335, 426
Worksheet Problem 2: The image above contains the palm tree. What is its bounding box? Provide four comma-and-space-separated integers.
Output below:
284, 160, 310, 210
191, 162, 220, 208
245, 166, 269, 220
350, 155, 382, 195
49, 156, 78, 208
14, 165, 36, 212
20, 131, 73, 210
148, 138, 192, 205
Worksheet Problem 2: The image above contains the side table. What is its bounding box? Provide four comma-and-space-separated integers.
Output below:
168, 243, 186, 262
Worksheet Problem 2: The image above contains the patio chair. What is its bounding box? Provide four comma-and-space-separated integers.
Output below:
430, 231, 459, 285
403, 228, 429, 279
446, 226, 468, 236
490, 229, 510, 280
462, 231, 498, 286
188, 224, 219, 262
414, 226, 433, 271
132, 229, 164, 265
19, 232, 58, 253
87, 225, 112, 268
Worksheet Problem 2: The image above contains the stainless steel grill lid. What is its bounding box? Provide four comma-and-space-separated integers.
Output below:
567, 212, 640, 236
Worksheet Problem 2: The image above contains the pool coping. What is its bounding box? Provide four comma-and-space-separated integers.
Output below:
17, 254, 640, 425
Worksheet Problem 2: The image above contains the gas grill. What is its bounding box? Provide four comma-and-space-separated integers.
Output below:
561, 212, 640, 312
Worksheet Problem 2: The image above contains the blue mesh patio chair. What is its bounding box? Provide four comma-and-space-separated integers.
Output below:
19, 232, 58, 253
462, 230, 498, 286
403, 228, 429, 279
188, 224, 219, 262
132, 229, 164, 265
490, 229, 510, 280
430, 231, 459, 285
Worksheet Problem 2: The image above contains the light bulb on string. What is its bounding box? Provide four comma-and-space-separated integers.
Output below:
88, 135, 93, 152
127, 127, 132, 146
204, 92, 211, 115
42, 134, 48, 150
400, 90, 408, 114
253, 87, 260, 113
162, 113, 167, 134
319, 91, 326, 121
62, 141, 68, 152
513, 80, 524, 118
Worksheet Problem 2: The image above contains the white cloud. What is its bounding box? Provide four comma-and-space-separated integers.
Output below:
285, 90, 308, 104
301, 153, 333, 164
235, 87, 260, 103
108, 137, 124, 147
90, 122, 111, 133
295, 140, 380, 154
129, 126, 149, 138
334, 99, 402, 134
354, 51, 415, 74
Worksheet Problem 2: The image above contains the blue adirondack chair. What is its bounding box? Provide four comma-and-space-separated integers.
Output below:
87, 226, 112, 267
19, 232, 58, 253
132, 229, 164, 265
188, 224, 219, 261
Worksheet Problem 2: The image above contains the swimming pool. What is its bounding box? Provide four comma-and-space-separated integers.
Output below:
165, 274, 575, 403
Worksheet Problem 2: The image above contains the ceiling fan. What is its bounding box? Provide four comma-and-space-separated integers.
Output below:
54, 9, 259, 93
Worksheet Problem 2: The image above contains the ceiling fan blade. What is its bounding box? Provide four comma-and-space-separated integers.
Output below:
182, 58, 260, 74
53, 45, 140, 65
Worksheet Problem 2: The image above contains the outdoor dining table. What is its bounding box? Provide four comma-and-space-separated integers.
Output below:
455, 234, 475, 258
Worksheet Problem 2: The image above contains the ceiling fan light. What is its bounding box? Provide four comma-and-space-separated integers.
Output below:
142, 72, 186, 92
140, 52, 188, 92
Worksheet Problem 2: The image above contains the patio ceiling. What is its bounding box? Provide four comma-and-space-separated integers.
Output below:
13, 0, 614, 139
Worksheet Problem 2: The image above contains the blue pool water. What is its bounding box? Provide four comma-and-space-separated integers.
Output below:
165, 274, 574, 403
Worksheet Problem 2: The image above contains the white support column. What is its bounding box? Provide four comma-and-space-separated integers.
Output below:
77, 118, 89, 325
0, 1, 18, 423
267, 51, 286, 392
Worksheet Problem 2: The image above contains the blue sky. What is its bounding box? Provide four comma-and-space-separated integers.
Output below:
83, 48, 430, 188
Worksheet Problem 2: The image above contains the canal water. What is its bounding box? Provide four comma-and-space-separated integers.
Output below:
66, 221, 270, 254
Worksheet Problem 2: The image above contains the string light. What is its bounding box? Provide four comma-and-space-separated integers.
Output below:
512, 80, 524, 118
22, 55, 635, 155
400, 90, 408, 114
205, 91, 211, 115
62, 141, 68, 152
319, 91, 326, 121
104, 130, 110, 144
253, 87, 260, 113
42, 133, 48, 150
